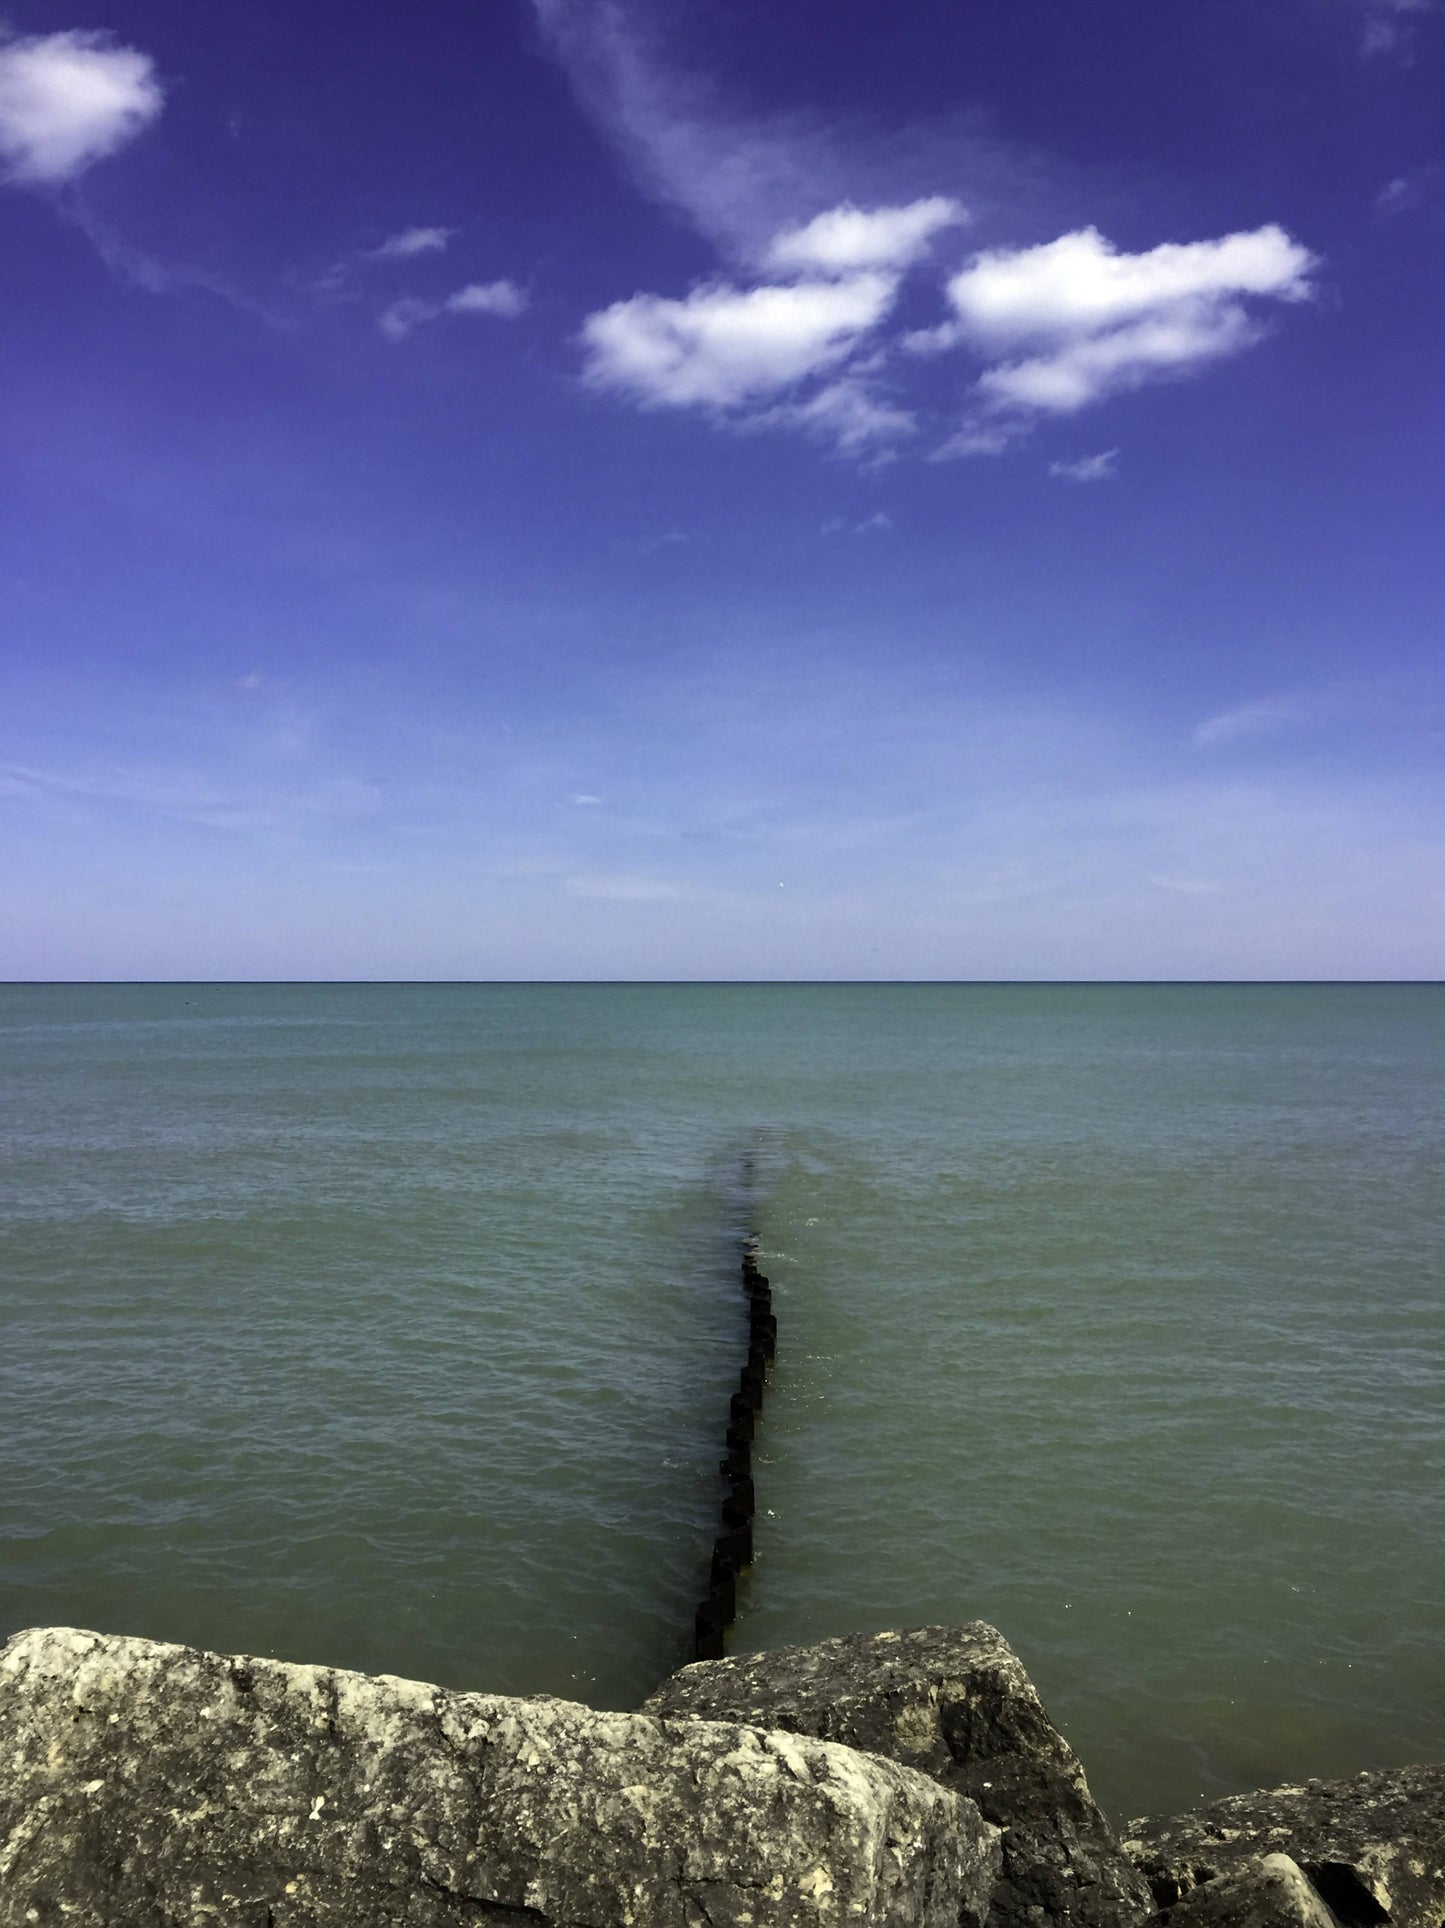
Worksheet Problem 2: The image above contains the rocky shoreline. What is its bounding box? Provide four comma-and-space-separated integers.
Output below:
1, 1620, 1440, 1927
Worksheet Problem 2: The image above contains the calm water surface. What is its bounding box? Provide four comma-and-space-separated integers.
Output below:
2, 982, 1441, 1821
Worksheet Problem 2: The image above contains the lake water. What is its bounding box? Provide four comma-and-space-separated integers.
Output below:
1, 982, 1441, 1822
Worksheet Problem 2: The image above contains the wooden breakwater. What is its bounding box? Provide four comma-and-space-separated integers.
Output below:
694, 1240, 776, 1660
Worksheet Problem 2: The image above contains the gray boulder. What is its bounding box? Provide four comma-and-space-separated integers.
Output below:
1157, 1855, 1336, 1928
643, 1624, 1153, 1928
0, 1625, 1001, 1928
1122, 1764, 1445, 1928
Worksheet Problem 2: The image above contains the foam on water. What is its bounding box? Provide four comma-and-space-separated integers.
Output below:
2, 982, 1442, 1819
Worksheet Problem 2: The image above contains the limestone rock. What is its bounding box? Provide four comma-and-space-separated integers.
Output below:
1159, 1855, 1336, 1928
0, 1625, 1001, 1928
1123, 1764, 1445, 1928
644, 1624, 1152, 1928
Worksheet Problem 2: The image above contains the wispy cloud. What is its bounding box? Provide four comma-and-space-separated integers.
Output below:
636, 528, 689, 554
369, 225, 455, 260
1360, 0, 1432, 60
1194, 695, 1321, 749
1375, 165, 1439, 215
60, 198, 280, 319
528, 0, 852, 257
0, 759, 379, 834
0, 28, 163, 185
1049, 448, 1119, 482
379, 278, 529, 341
748, 374, 916, 457
821, 509, 894, 536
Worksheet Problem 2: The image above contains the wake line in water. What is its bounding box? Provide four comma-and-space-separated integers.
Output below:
692, 1152, 777, 1662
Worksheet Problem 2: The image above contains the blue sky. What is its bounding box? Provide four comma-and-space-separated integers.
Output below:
1, 0, 1441, 978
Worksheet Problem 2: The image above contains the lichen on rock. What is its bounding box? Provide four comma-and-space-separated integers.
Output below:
0, 1625, 1000, 1928
1123, 1765, 1445, 1928
643, 1622, 1153, 1928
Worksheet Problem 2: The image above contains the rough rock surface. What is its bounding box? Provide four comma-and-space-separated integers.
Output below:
1123, 1765, 1445, 1928
0, 1625, 1001, 1928
1158, 1855, 1336, 1928
643, 1624, 1153, 1928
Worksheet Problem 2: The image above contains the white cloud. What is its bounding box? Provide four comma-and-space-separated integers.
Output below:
1049, 448, 1119, 482
370, 226, 455, 259
945, 225, 1315, 351
379, 279, 529, 340
0, 29, 163, 184
537, 2, 1316, 463
765, 197, 967, 276
928, 225, 1316, 432
580, 272, 897, 410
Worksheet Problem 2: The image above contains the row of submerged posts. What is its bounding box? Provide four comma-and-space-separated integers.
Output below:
694, 1240, 776, 1661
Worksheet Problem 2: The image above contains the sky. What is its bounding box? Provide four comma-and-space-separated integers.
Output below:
1, 0, 1441, 979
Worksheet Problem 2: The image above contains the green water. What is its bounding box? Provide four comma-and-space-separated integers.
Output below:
2, 983, 1441, 1821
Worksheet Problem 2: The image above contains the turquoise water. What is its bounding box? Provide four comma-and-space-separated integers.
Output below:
1, 983, 1441, 1821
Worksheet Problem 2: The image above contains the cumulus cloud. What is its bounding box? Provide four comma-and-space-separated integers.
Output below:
926, 224, 1316, 448
765, 196, 967, 276
580, 272, 897, 410
1049, 448, 1119, 482
946, 225, 1315, 352
379, 279, 528, 340
369, 226, 454, 259
541, 2, 1316, 464
587, 215, 1317, 461
0, 28, 163, 184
